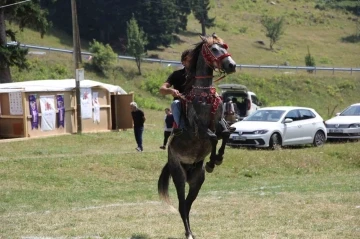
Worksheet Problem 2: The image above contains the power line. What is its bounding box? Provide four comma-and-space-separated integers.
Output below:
0, 0, 31, 9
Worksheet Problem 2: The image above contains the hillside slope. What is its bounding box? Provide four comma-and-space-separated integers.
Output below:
148, 0, 360, 68
8, 0, 360, 118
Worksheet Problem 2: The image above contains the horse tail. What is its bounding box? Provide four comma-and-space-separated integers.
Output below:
158, 163, 171, 203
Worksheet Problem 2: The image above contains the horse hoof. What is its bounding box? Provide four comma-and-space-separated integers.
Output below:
205, 163, 214, 173
215, 160, 223, 166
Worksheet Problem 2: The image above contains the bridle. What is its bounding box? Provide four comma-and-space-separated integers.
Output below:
195, 42, 231, 82
183, 39, 233, 130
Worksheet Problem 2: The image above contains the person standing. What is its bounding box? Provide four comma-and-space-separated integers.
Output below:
130, 102, 145, 152
160, 108, 174, 150
222, 97, 236, 124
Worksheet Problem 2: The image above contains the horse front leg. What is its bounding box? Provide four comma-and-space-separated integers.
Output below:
205, 135, 218, 173
215, 118, 237, 166
214, 129, 231, 166
205, 119, 233, 172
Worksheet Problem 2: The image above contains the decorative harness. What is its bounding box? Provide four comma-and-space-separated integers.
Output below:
183, 41, 232, 131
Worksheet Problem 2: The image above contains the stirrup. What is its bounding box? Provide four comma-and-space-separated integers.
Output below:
207, 129, 217, 139
173, 128, 183, 136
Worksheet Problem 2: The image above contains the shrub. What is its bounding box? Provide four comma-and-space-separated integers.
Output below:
305, 46, 316, 73
86, 40, 118, 77
140, 66, 173, 96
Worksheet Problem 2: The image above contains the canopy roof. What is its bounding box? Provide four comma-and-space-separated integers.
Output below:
0, 79, 127, 94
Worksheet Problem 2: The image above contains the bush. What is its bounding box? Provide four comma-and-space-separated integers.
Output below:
140, 66, 173, 96
86, 40, 118, 77
305, 46, 316, 73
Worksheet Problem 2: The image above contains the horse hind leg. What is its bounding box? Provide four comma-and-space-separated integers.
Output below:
170, 163, 193, 239
184, 162, 205, 239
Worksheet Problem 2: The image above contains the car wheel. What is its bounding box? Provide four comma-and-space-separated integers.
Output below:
269, 133, 281, 150
313, 130, 325, 147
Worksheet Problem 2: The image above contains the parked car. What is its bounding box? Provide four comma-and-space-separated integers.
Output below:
227, 106, 327, 149
325, 103, 360, 140
218, 84, 261, 123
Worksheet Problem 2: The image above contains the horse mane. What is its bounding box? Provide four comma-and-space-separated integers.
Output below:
183, 34, 225, 93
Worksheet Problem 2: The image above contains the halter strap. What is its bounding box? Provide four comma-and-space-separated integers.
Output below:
195, 43, 231, 82
201, 43, 231, 72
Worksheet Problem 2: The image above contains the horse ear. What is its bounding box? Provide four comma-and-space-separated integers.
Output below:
212, 33, 217, 38
200, 35, 208, 42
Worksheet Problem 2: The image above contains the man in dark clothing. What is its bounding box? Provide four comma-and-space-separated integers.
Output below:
130, 101, 146, 152
160, 108, 174, 149
159, 49, 191, 136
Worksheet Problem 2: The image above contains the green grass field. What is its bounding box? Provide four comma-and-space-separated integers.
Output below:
1, 110, 360, 239
8, 0, 360, 119
2, 2, 360, 238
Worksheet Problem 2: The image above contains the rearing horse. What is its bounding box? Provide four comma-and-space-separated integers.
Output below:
158, 34, 236, 239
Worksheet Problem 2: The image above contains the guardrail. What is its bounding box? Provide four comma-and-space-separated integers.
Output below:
7, 42, 360, 74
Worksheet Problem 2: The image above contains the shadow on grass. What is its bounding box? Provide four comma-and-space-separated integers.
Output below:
341, 34, 360, 43
130, 234, 183, 239
179, 30, 201, 37
130, 234, 150, 239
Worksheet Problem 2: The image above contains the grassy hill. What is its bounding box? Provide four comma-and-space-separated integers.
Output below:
8, 0, 360, 118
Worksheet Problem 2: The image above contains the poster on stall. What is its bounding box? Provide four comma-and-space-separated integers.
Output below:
40, 95, 56, 131
93, 92, 100, 123
80, 88, 92, 119
9, 92, 23, 115
29, 94, 39, 129
56, 95, 65, 128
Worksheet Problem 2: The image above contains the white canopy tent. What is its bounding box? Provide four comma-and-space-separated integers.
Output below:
0, 79, 132, 139
0, 79, 127, 94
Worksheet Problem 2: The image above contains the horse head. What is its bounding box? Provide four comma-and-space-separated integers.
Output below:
185, 33, 236, 90
199, 33, 236, 75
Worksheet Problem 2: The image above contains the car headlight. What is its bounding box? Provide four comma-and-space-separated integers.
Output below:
253, 130, 268, 134
349, 123, 360, 128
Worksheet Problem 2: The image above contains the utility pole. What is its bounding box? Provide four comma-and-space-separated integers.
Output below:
71, 0, 82, 133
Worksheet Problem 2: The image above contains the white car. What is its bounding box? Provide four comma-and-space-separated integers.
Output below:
228, 106, 327, 149
325, 103, 360, 140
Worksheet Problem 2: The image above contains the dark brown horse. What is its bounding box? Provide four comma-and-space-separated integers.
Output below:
158, 34, 236, 239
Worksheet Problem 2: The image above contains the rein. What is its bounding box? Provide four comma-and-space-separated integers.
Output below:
194, 74, 227, 83
194, 43, 231, 83
182, 40, 232, 131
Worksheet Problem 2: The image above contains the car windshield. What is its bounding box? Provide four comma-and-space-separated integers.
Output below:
340, 105, 360, 116
244, 110, 285, 122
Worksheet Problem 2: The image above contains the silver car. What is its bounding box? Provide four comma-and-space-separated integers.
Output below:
228, 106, 327, 149
325, 103, 360, 140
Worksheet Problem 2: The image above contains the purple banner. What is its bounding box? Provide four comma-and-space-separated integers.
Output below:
57, 95, 65, 128
29, 95, 39, 129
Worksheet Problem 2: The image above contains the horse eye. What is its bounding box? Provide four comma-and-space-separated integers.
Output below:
211, 48, 218, 53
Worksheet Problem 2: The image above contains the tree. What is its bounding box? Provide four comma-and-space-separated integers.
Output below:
191, 0, 215, 35
0, 0, 51, 83
135, 0, 178, 49
87, 39, 117, 77
126, 15, 148, 75
175, 0, 191, 33
305, 46, 316, 73
42, 0, 192, 51
260, 15, 285, 50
